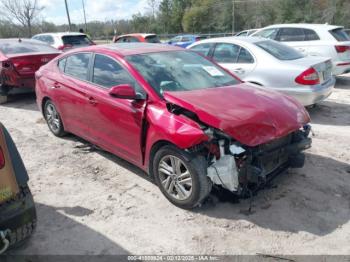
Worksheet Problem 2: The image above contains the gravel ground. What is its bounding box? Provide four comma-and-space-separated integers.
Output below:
1, 75, 350, 256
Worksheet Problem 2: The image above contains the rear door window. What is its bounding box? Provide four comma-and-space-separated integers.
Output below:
62, 35, 93, 46
212, 43, 240, 63
190, 43, 214, 56
304, 29, 320, 41
237, 47, 254, 63
329, 28, 350, 42
64, 53, 91, 81
277, 28, 305, 42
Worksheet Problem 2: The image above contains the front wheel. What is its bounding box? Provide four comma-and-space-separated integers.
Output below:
44, 100, 66, 137
153, 145, 212, 209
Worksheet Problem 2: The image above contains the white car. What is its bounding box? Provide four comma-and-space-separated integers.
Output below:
235, 29, 259, 37
252, 24, 350, 75
32, 32, 95, 51
188, 37, 335, 106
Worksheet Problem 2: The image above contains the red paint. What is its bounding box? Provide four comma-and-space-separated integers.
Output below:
0, 146, 4, 169
337, 62, 350, 66
36, 45, 310, 173
163, 85, 310, 147
0, 52, 59, 90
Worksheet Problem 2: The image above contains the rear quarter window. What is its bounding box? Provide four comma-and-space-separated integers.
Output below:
145, 35, 160, 43
329, 28, 350, 42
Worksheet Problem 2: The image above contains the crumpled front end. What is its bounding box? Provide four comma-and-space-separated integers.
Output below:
187, 124, 312, 196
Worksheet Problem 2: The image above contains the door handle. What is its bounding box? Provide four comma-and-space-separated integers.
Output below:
88, 97, 97, 105
52, 82, 61, 89
232, 68, 245, 74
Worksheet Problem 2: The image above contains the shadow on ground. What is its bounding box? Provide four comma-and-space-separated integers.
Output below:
1, 93, 38, 112
196, 153, 350, 236
308, 100, 350, 126
11, 202, 129, 255
336, 75, 350, 89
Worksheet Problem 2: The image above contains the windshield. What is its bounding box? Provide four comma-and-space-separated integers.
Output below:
255, 40, 304, 60
0, 41, 58, 55
126, 51, 239, 96
62, 35, 93, 46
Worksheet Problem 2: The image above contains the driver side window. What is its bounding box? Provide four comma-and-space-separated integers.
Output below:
92, 54, 145, 95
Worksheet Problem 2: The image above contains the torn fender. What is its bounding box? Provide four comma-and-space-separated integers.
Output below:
163, 84, 310, 147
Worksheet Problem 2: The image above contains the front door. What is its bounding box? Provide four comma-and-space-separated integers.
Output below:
83, 53, 147, 165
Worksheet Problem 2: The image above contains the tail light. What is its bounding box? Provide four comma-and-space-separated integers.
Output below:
335, 45, 350, 53
295, 68, 320, 85
0, 146, 5, 169
58, 44, 73, 51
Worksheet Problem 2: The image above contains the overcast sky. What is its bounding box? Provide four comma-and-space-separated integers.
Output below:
38, 0, 149, 25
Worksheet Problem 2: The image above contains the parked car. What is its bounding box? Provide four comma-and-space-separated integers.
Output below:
32, 32, 95, 51
188, 37, 335, 106
235, 29, 259, 37
36, 43, 312, 209
167, 35, 207, 48
112, 33, 160, 43
0, 39, 60, 101
345, 29, 350, 37
252, 24, 350, 75
0, 122, 36, 254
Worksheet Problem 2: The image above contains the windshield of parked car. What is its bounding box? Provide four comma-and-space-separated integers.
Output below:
126, 51, 239, 95
329, 28, 350, 42
255, 40, 304, 60
62, 35, 93, 46
0, 41, 58, 55
145, 35, 161, 43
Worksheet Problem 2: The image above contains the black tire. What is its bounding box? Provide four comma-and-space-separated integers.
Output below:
44, 99, 66, 137
153, 145, 212, 209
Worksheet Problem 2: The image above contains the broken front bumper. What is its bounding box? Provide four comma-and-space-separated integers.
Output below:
207, 127, 312, 195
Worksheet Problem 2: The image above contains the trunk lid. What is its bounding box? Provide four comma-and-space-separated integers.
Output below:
163, 84, 310, 147
8, 52, 59, 76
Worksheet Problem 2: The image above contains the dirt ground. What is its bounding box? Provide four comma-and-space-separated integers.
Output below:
1, 75, 350, 256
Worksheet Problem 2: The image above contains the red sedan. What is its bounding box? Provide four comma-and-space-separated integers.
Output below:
0, 39, 60, 101
112, 33, 160, 43
36, 43, 312, 209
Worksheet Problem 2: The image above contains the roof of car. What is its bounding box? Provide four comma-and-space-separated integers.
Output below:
67, 43, 183, 56
116, 33, 157, 39
263, 23, 343, 30
33, 32, 87, 37
193, 36, 264, 45
0, 38, 51, 45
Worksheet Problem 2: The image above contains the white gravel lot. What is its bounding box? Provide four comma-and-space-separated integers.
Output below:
1, 75, 350, 256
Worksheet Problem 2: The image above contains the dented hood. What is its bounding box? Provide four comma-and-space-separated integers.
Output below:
163, 84, 310, 147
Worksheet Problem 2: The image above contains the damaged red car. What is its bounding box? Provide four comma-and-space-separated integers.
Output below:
0, 39, 60, 100
35, 43, 312, 209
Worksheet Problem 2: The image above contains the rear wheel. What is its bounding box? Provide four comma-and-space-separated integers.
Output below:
153, 145, 212, 209
44, 100, 66, 137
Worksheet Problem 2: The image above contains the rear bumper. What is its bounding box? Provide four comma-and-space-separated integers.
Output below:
272, 77, 335, 106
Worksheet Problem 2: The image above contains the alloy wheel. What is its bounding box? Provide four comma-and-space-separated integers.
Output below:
158, 155, 193, 201
45, 103, 61, 133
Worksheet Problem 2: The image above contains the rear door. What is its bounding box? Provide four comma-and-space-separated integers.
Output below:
52, 52, 93, 140
82, 53, 147, 164
211, 43, 256, 78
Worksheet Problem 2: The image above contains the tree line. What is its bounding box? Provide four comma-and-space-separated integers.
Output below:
0, 0, 349, 39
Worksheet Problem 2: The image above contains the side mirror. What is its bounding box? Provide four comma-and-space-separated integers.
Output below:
109, 84, 138, 99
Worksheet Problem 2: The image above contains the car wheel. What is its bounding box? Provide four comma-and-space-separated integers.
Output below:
44, 100, 66, 137
153, 145, 212, 209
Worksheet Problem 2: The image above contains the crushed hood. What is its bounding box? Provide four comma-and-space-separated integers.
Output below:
163, 84, 310, 147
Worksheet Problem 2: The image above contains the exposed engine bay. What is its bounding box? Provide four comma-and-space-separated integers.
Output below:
168, 102, 312, 196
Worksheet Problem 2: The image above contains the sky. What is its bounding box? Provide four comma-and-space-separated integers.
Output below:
38, 0, 149, 25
